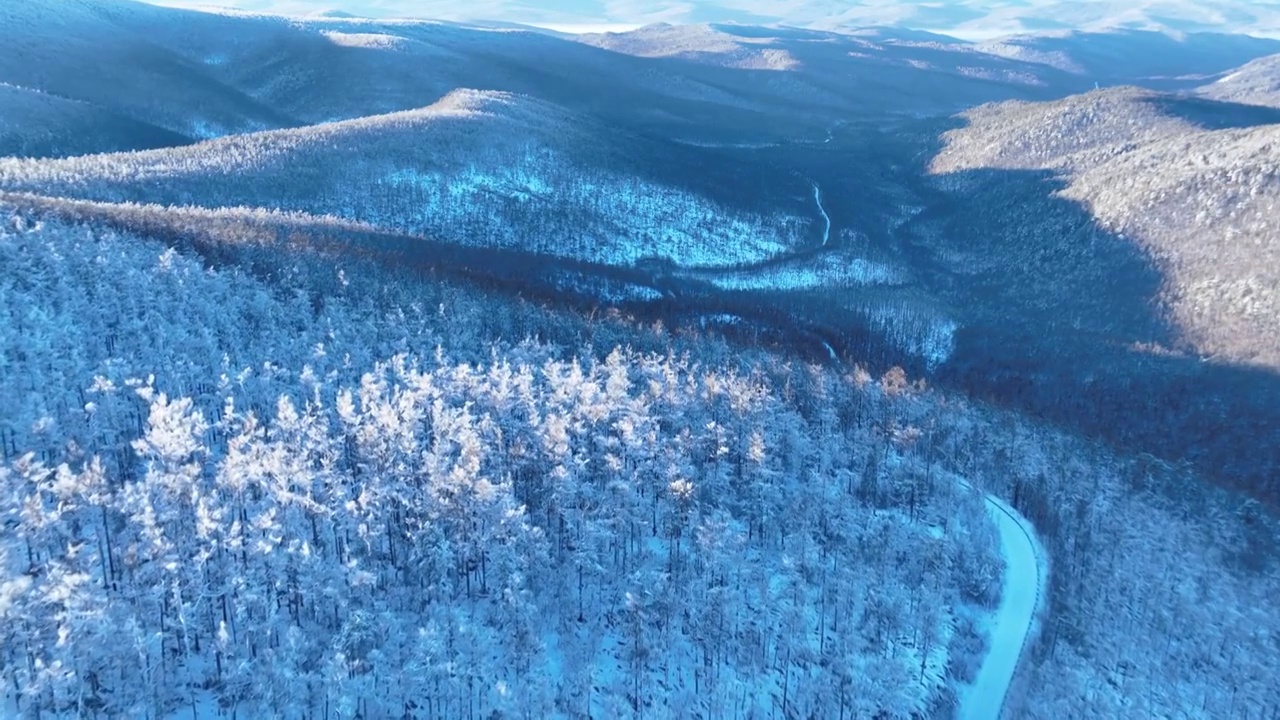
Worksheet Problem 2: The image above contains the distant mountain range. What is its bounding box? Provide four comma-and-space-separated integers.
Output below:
146, 0, 1280, 38
7, 0, 1278, 154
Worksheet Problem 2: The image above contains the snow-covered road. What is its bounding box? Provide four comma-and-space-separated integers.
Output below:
958, 488, 1046, 720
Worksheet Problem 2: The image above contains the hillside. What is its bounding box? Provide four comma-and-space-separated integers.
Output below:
576, 22, 1083, 111
1198, 53, 1280, 108
887, 84, 1280, 513
932, 86, 1280, 369
0, 90, 815, 268
0, 0, 295, 139
0, 83, 191, 158
975, 29, 1280, 85
4, 187, 1279, 720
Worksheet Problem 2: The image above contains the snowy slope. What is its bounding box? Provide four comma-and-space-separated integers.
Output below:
1198, 53, 1280, 107
0, 91, 814, 268
0, 204, 1005, 719
0, 83, 192, 158
932, 86, 1280, 369
0, 0, 294, 138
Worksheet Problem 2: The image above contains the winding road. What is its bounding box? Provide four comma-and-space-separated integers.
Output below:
791, 142, 1042, 720
957, 485, 1047, 720
614, 130, 1045, 719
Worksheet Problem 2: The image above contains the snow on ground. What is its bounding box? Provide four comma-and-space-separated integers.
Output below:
382, 148, 810, 267
677, 251, 906, 292
188, 120, 225, 139
866, 305, 959, 369
697, 312, 747, 327
549, 272, 664, 303
819, 338, 839, 362
887, 203, 927, 233
671, 138, 784, 149
321, 31, 410, 49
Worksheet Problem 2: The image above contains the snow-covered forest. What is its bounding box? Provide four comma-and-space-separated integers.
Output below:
0, 210, 1007, 718
4, 4, 1280, 718
5, 191, 1278, 720
0, 91, 814, 269
932, 86, 1280, 369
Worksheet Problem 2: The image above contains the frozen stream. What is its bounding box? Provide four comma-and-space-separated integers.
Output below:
811, 181, 831, 247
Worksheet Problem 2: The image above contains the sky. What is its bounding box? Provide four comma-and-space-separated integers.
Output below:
139, 0, 1280, 36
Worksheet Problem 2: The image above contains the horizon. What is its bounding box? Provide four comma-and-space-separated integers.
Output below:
135, 0, 1280, 38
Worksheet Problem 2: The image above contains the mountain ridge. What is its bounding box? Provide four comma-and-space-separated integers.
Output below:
139, 0, 1280, 38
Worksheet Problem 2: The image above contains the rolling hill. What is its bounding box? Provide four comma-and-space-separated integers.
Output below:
932, 86, 1280, 369
0, 83, 192, 158
139, 0, 1280, 38
901, 84, 1280, 508
0, 90, 817, 268
17, 0, 1280, 158
1198, 52, 1280, 107
974, 29, 1280, 84
0, 0, 295, 138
